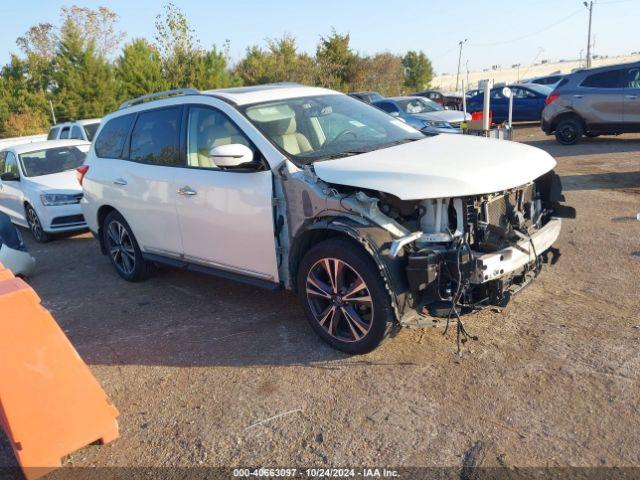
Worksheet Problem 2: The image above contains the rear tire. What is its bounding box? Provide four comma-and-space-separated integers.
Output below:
25, 205, 51, 243
555, 118, 583, 145
102, 210, 149, 282
297, 237, 396, 354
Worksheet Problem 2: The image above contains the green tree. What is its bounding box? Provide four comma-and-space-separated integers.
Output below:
350, 53, 405, 96
52, 19, 118, 121
402, 50, 433, 91
0, 56, 51, 136
234, 35, 315, 85
115, 38, 167, 100
154, 3, 237, 89
315, 29, 357, 90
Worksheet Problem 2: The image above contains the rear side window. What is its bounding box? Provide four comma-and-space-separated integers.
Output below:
47, 127, 60, 140
95, 114, 135, 159
129, 107, 182, 166
624, 68, 640, 89
581, 69, 622, 88
376, 102, 399, 114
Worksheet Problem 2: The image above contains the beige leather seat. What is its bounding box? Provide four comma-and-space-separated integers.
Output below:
196, 121, 248, 168
261, 116, 312, 155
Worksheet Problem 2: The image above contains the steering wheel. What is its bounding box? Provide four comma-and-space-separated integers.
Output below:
328, 129, 358, 145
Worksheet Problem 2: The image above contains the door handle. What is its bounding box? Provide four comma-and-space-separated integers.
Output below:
626, 95, 638, 100
178, 186, 197, 196
573, 95, 584, 99
113, 178, 127, 186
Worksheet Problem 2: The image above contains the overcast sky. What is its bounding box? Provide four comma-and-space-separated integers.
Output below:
0, 0, 637, 74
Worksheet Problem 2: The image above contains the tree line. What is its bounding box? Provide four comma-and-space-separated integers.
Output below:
0, 4, 434, 137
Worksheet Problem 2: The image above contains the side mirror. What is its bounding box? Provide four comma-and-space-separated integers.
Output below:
389, 111, 400, 117
0, 172, 19, 181
209, 144, 255, 169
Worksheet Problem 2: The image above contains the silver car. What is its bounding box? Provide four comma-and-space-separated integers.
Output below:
542, 61, 640, 144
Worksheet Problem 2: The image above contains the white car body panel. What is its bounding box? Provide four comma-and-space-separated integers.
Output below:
0, 134, 48, 149
412, 110, 471, 124
173, 169, 279, 281
0, 244, 36, 277
313, 134, 557, 200
85, 158, 184, 256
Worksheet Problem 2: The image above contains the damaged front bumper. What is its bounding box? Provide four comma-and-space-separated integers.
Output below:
471, 217, 561, 284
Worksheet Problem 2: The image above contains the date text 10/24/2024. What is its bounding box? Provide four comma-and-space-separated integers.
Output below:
233, 468, 400, 478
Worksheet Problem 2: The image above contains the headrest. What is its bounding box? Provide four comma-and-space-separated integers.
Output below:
261, 116, 297, 137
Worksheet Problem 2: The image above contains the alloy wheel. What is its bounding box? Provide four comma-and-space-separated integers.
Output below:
305, 258, 374, 343
27, 207, 43, 241
559, 123, 578, 143
106, 220, 136, 275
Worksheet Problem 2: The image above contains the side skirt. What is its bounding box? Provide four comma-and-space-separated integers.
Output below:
142, 253, 281, 291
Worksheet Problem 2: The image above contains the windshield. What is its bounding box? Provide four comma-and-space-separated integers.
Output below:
19, 146, 88, 177
397, 97, 443, 114
83, 122, 100, 141
242, 94, 424, 163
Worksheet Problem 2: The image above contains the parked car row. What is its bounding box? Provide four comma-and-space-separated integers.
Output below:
349, 91, 470, 134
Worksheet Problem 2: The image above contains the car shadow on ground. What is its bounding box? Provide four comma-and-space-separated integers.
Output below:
20, 233, 362, 369
523, 136, 640, 158
561, 171, 640, 191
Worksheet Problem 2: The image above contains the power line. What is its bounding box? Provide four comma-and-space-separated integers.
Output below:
469, 8, 584, 47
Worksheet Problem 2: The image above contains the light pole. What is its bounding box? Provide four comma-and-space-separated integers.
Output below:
584, 1, 593, 68
455, 39, 468, 92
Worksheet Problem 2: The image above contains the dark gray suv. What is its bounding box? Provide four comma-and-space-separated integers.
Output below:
541, 62, 640, 144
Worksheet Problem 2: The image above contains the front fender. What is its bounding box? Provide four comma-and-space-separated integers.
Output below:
289, 217, 413, 322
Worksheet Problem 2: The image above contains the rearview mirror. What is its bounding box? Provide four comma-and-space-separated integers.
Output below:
0, 172, 19, 181
210, 144, 255, 168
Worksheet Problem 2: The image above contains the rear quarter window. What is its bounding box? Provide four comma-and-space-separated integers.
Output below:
580, 69, 622, 88
47, 127, 60, 140
95, 114, 135, 159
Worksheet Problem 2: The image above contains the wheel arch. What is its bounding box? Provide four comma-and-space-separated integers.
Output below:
288, 218, 411, 322
550, 110, 586, 132
96, 205, 118, 254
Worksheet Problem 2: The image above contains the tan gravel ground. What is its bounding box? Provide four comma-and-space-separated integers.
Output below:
1, 125, 639, 478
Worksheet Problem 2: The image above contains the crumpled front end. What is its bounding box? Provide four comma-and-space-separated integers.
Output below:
392, 171, 571, 324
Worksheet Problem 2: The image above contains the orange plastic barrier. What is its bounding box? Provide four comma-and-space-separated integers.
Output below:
0, 263, 119, 480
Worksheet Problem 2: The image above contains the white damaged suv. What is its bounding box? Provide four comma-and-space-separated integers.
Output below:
80, 84, 572, 353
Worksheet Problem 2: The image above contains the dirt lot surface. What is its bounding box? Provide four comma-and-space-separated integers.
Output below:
1, 126, 639, 477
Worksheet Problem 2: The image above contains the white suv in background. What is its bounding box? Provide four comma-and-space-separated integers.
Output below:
0, 140, 90, 242
48, 119, 101, 142
80, 85, 571, 353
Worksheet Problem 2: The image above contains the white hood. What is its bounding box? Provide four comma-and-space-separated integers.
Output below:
313, 134, 557, 200
413, 110, 470, 123
26, 170, 82, 194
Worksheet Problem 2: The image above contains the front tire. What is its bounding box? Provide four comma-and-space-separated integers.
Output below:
25, 204, 51, 243
102, 210, 149, 282
297, 237, 396, 354
555, 118, 583, 145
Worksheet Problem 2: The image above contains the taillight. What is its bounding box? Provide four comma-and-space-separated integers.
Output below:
546, 93, 560, 105
76, 165, 89, 186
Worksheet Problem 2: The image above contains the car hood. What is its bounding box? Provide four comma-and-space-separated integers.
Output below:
26, 170, 82, 194
412, 110, 470, 123
313, 134, 557, 200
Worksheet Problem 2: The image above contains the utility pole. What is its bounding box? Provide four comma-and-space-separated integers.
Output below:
49, 100, 56, 125
455, 39, 468, 93
584, 1, 593, 68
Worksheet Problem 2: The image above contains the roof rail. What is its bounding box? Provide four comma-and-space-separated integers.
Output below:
119, 88, 200, 109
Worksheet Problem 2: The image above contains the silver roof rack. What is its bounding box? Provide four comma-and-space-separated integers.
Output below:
119, 88, 200, 109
